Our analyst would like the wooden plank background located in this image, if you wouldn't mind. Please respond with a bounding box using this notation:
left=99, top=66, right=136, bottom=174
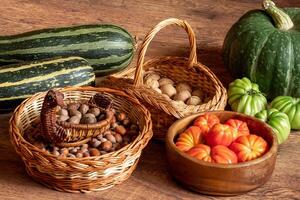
left=0, top=0, right=299, bottom=199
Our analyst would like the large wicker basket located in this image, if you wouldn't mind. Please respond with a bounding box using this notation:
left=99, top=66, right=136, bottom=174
left=9, top=86, right=152, bottom=193
left=103, top=18, right=227, bottom=140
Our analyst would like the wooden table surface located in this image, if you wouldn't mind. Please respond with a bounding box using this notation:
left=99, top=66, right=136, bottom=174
left=0, top=0, right=299, bottom=199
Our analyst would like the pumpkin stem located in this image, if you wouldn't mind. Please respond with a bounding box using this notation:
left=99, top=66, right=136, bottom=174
left=263, top=0, right=294, bottom=31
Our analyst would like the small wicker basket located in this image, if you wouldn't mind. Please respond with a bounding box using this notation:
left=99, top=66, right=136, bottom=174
left=40, top=90, right=115, bottom=146
left=103, top=18, right=227, bottom=139
left=9, top=86, right=152, bottom=193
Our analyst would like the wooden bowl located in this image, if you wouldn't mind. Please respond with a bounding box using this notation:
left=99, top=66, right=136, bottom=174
left=166, top=111, right=278, bottom=196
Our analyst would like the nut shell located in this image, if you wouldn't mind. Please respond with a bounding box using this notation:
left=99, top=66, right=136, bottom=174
left=88, top=107, right=101, bottom=117
left=69, top=109, right=82, bottom=118
left=160, top=84, right=177, bottom=98
left=145, top=78, right=159, bottom=89
left=79, top=104, right=89, bottom=114
left=176, top=82, right=192, bottom=93
left=68, top=116, right=81, bottom=124
left=173, top=90, right=191, bottom=102
left=159, top=78, right=174, bottom=86
left=186, top=96, right=202, bottom=105
left=145, top=73, right=160, bottom=81
left=80, top=114, right=97, bottom=124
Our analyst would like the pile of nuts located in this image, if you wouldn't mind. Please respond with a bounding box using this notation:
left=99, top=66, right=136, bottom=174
left=56, top=102, right=106, bottom=124
left=27, top=108, right=139, bottom=158
left=144, top=72, right=207, bottom=105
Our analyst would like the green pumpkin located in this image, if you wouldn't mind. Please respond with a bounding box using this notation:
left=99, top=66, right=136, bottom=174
left=255, top=108, right=291, bottom=144
left=228, top=77, right=267, bottom=116
left=271, top=96, right=300, bottom=130
left=223, top=0, right=300, bottom=99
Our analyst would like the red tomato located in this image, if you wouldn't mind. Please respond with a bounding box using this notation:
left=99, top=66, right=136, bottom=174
left=205, top=124, right=234, bottom=147
left=229, top=134, right=268, bottom=162
left=225, top=119, right=250, bottom=140
left=193, top=113, right=220, bottom=136
left=186, top=144, right=213, bottom=162
left=175, top=126, right=203, bottom=151
left=211, top=145, right=238, bottom=164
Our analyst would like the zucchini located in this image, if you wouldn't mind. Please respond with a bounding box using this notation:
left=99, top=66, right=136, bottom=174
left=0, top=24, right=135, bottom=75
left=0, top=57, right=95, bottom=111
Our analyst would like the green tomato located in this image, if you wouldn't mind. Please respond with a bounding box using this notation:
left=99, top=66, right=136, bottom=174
left=255, top=108, right=291, bottom=144
left=228, top=77, right=267, bottom=116
left=271, top=96, right=300, bottom=130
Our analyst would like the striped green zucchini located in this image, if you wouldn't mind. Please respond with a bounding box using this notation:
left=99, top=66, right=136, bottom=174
left=0, top=24, right=135, bottom=75
left=0, top=57, right=95, bottom=110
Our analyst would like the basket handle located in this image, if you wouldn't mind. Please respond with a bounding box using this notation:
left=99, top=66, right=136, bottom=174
left=133, top=18, right=198, bottom=86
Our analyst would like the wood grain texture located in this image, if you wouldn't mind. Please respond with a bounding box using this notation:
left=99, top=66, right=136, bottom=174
left=0, top=0, right=299, bottom=199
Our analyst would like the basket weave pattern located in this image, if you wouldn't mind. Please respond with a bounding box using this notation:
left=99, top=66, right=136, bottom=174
left=103, top=18, right=227, bottom=139
left=9, top=87, right=152, bottom=193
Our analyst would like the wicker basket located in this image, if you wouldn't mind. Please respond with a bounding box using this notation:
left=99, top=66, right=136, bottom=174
left=9, top=86, right=152, bottom=193
left=40, top=90, right=115, bottom=145
left=103, top=18, right=227, bottom=140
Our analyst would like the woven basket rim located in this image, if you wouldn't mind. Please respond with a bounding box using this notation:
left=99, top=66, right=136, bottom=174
left=9, top=86, right=153, bottom=169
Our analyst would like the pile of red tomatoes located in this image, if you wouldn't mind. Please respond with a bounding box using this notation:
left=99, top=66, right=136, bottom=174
left=175, top=113, right=269, bottom=164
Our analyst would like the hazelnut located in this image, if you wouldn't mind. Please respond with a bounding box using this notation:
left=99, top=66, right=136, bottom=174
left=160, top=84, right=176, bottom=98
left=81, top=144, right=89, bottom=150
left=58, top=108, right=68, bottom=116
left=101, top=141, right=112, bottom=151
left=159, top=78, right=174, bottom=87
left=105, top=134, right=116, bottom=143
left=173, top=90, right=191, bottom=102
left=52, top=146, right=59, bottom=152
left=115, top=133, right=123, bottom=143
left=52, top=150, right=60, bottom=157
left=58, top=115, right=69, bottom=122
left=96, top=134, right=103, bottom=140
left=111, top=122, right=118, bottom=129
left=78, top=104, right=89, bottom=114
left=192, top=89, right=203, bottom=98
left=115, top=125, right=126, bottom=135
left=60, top=148, right=69, bottom=155
left=67, top=103, right=80, bottom=110
left=76, top=152, right=83, bottom=158
left=68, top=116, right=81, bottom=124
left=186, top=96, right=202, bottom=105
left=103, top=130, right=112, bottom=136
left=67, top=154, right=76, bottom=158
left=176, top=82, right=192, bottom=93
left=81, top=114, right=97, bottom=124
left=69, top=148, right=78, bottom=154
left=90, top=138, right=101, bottom=148
left=83, top=152, right=90, bottom=157
left=88, top=107, right=101, bottom=117
left=123, top=118, right=130, bottom=126
left=117, top=112, right=127, bottom=121
left=77, top=149, right=87, bottom=154
left=100, top=138, right=107, bottom=143
left=89, top=148, right=101, bottom=156
left=69, top=109, right=82, bottom=118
